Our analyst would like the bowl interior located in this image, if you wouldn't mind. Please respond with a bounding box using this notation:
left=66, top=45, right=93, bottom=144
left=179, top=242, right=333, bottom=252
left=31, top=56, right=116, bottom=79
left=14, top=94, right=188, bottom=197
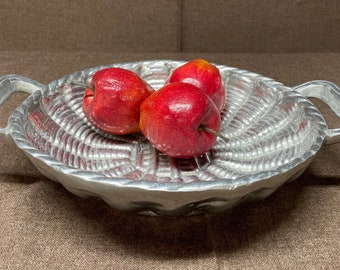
left=18, top=61, right=325, bottom=185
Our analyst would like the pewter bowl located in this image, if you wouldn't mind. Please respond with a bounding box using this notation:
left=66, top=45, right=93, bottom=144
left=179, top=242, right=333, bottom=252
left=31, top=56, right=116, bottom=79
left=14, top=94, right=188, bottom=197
left=1, top=60, right=339, bottom=216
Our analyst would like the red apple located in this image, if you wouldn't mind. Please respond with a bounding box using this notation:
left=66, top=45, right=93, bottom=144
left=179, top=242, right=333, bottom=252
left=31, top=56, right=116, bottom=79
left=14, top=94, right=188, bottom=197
left=140, top=82, right=221, bottom=158
left=82, top=67, right=154, bottom=135
left=168, top=59, right=226, bottom=111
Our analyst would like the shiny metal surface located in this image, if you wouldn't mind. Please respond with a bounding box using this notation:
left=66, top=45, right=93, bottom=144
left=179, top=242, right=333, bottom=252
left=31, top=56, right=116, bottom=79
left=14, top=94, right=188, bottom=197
left=0, top=60, right=339, bottom=215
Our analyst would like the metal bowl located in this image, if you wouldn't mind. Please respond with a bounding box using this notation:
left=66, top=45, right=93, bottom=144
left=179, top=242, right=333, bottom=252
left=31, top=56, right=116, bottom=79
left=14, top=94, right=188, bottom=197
left=1, top=60, right=339, bottom=216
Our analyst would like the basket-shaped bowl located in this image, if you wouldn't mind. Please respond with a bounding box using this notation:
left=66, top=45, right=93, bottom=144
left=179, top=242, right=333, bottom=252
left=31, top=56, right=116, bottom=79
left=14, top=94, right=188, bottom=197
left=1, top=60, right=339, bottom=215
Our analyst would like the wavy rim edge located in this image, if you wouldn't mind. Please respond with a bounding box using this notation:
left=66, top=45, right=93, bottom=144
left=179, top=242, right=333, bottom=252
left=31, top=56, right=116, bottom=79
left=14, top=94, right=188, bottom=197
left=8, top=60, right=328, bottom=193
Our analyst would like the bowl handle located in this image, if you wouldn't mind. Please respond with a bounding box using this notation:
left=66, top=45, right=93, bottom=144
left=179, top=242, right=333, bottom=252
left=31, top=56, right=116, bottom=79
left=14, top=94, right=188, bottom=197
left=293, top=80, right=340, bottom=145
left=0, top=75, right=45, bottom=143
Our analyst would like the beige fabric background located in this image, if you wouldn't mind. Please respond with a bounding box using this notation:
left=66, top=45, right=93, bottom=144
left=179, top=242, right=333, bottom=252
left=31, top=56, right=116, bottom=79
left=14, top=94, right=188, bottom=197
left=0, top=1, right=339, bottom=269
left=1, top=0, right=339, bottom=53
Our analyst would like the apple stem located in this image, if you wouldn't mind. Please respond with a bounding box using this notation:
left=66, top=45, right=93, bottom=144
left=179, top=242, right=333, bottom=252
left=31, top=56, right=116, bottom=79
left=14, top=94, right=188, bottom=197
left=201, top=126, right=229, bottom=143
left=70, top=81, right=94, bottom=91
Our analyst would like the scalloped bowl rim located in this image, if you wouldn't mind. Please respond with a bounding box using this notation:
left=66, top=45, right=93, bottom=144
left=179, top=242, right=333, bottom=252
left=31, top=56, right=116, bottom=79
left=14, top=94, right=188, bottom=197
left=8, top=60, right=327, bottom=193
